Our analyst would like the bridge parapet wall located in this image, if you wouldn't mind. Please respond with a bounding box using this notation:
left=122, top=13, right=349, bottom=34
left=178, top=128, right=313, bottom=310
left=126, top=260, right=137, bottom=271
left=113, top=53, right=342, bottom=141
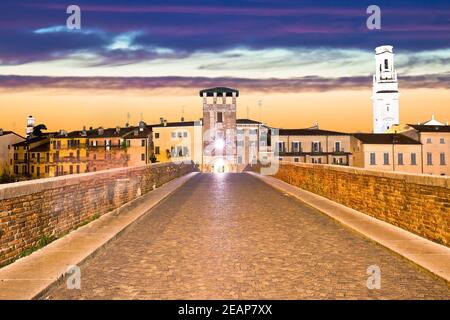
left=274, top=163, right=450, bottom=246
left=0, top=162, right=195, bottom=266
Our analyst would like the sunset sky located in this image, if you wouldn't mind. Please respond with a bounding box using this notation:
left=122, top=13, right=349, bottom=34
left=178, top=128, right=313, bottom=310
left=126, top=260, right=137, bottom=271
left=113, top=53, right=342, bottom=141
left=0, top=0, right=449, bottom=134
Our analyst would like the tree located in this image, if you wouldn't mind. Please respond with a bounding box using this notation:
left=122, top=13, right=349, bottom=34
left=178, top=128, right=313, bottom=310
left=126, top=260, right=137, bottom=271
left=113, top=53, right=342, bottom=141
left=0, top=170, right=14, bottom=184
left=31, top=124, right=47, bottom=137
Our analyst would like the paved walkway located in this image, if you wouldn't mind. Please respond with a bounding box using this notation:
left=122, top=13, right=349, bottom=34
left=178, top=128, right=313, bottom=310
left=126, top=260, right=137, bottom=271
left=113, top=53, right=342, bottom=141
left=44, top=173, right=450, bottom=299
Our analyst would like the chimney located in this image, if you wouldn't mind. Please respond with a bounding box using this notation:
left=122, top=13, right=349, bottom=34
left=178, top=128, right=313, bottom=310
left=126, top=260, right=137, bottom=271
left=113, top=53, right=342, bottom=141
left=138, top=121, right=145, bottom=132
left=81, top=126, right=87, bottom=136
left=181, top=117, right=185, bottom=122
left=115, top=126, right=121, bottom=134
left=163, top=119, right=167, bottom=127
left=160, top=117, right=164, bottom=125
left=98, top=127, right=104, bottom=135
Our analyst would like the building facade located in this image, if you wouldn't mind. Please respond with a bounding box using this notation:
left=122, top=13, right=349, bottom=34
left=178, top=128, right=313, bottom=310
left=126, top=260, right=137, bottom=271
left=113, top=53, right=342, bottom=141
left=276, top=128, right=353, bottom=165
left=0, top=130, right=25, bottom=177
left=352, top=133, right=423, bottom=174
left=372, top=45, right=400, bottom=133
left=400, top=124, right=449, bottom=176
left=11, top=135, right=52, bottom=179
left=151, top=120, right=202, bottom=166
left=387, top=115, right=450, bottom=176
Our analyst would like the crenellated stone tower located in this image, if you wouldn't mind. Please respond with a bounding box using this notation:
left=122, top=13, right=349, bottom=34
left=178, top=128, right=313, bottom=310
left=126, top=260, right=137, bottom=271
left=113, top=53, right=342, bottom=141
left=200, top=87, right=238, bottom=172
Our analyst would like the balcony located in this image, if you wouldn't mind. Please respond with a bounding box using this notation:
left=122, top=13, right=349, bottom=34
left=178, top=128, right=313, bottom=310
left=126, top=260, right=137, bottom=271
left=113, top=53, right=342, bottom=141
left=52, top=143, right=89, bottom=150
left=53, top=156, right=87, bottom=163
left=88, top=144, right=125, bottom=150
left=311, top=148, right=324, bottom=154
left=332, top=148, right=346, bottom=154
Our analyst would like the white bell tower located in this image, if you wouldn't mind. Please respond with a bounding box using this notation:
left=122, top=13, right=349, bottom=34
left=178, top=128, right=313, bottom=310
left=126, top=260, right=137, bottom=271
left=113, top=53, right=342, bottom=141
left=372, top=45, right=399, bottom=133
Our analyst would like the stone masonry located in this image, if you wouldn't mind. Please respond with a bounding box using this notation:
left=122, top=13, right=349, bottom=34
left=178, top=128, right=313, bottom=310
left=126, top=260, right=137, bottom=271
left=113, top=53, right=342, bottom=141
left=273, top=163, right=450, bottom=246
left=0, top=162, right=195, bottom=266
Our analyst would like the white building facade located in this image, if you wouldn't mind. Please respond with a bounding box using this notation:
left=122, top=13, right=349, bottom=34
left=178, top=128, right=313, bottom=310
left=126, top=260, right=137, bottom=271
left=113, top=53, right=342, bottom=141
left=372, top=45, right=400, bottom=133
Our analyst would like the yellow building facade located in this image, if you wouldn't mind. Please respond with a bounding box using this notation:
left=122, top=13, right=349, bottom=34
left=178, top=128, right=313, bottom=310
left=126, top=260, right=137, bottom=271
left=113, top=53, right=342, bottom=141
left=0, top=130, right=25, bottom=177
left=151, top=121, right=202, bottom=166
left=49, top=131, right=89, bottom=176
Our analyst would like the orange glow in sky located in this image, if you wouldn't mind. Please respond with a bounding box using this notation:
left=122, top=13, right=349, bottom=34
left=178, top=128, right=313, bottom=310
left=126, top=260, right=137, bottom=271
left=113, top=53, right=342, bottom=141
left=0, top=88, right=448, bottom=135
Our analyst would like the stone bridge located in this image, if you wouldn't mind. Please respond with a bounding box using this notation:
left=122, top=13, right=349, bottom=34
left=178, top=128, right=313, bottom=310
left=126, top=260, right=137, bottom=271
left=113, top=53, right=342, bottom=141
left=0, top=162, right=449, bottom=299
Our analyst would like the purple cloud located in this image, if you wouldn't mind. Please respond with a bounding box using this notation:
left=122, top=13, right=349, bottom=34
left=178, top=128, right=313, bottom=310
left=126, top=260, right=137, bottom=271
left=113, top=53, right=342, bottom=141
left=0, top=74, right=448, bottom=93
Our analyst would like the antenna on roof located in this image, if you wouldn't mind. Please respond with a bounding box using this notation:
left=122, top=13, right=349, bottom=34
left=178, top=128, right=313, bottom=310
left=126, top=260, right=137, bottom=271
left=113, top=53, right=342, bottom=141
left=126, top=112, right=130, bottom=128
left=258, top=100, right=262, bottom=123
left=181, top=105, right=185, bottom=122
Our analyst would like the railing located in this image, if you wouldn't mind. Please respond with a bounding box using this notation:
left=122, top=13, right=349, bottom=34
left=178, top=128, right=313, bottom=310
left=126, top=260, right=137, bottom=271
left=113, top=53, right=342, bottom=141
left=53, top=156, right=88, bottom=163
left=332, top=148, right=345, bottom=154
left=52, top=144, right=126, bottom=150
left=289, top=148, right=303, bottom=154
left=88, top=144, right=125, bottom=149
left=52, top=143, right=88, bottom=150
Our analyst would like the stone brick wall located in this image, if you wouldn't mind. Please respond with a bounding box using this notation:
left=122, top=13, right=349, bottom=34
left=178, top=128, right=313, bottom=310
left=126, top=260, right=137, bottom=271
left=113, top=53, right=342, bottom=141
left=0, top=162, right=195, bottom=266
left=273, top=163, right=450, bottom=246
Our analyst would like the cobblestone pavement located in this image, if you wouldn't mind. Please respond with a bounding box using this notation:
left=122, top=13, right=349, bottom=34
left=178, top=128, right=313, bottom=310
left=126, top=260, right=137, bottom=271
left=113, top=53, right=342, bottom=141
left=45, top=173, right=450, bottom=300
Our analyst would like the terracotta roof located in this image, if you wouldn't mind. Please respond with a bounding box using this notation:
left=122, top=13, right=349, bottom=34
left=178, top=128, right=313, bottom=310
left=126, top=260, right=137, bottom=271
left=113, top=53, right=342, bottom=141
left=53, top=127, right=136, bottom=139
left=123, top=127, right=152, bottom=139
left=353, top=133, right=421, bottom=145
left=13, top=136, right=49, bottom=147
left=236, top=119, right=261, bottom=125
left=278, top=128, right=349, bottom=136
left=407, top=124, right=450, bottom=133
left=151, top=121, right=200, bottom=128
left=29, top=142, right=51, bottom=152
left=0, top=131, right=25, bottom=139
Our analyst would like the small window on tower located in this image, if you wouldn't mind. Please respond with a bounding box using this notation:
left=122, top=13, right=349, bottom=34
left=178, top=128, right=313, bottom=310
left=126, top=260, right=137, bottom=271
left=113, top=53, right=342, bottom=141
left=217, top=112, right=223, bottom=123
left=384, top=59, right=388, bottom=69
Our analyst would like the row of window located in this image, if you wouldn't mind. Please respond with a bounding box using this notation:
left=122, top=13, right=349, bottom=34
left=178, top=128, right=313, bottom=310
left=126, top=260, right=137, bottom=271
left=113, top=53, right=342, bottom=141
left=369, top=152, right=446, bottom=166
left=426, top=138, right=446, bottom=144
left=13, top=165, right=82, bottom=176
left=170, top=146, right=189, bottom=157
left=237, top=141, right=260, bottom=147
left=170, top=132, right=189, bottom=139
left=153, top=145, right=190, bottom=157
left=277, top=141, right=342, bottom=153
left=236, top=129, right=258, bottom=135
left=51, top=139, right=147, bottom=149
left=277, top=157, right=345, bottom=164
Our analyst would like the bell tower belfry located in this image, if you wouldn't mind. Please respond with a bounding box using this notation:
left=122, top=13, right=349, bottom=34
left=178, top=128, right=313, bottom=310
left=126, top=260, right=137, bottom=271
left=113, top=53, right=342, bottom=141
left=200, top=87, right=238, bottom=172
left=372, top=45, right=400, bottom=133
